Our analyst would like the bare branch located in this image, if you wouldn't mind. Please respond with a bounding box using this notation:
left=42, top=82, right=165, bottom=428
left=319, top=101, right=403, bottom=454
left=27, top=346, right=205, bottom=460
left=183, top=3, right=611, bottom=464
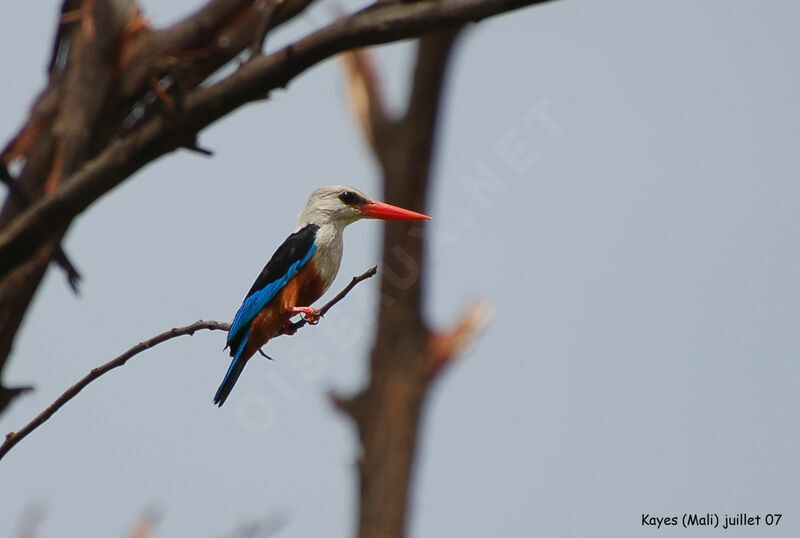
left=0, top=0, right=557, bottom=278
left=428, top=301, right=493, bottom=376
left=0, top=266, right=376, bottom=461
left=118, top=0, right=316, bottom=100
left=332, top=29, right=493, bottom=538
left=248, top=0, right=284, bottom=60
left=0, top=164, right=81, bottom=292
left=340, top=48, right=392, bottom=158
left=0, top=320, right=228, bottom=461
left=0, top=0, right=322, bottom=414
left=284, top=264, right=377, bottom=333
left=0, top=0, right=143, bottom=413
left=182, top=140, right=215, bottom=156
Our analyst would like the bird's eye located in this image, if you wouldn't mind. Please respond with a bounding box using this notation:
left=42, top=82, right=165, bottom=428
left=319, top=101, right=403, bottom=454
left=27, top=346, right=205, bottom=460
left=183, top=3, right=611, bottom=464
left=338, top=191, right=359, bottom=205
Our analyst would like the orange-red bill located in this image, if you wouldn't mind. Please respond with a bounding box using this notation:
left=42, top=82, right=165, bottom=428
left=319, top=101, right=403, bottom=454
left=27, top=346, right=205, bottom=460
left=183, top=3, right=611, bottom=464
left=360, top=200, right=431, bottom=221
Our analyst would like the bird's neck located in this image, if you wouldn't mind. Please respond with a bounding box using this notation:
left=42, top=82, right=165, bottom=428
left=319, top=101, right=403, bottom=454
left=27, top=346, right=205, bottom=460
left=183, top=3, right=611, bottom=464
left=296, top=209, right=343, bottom=230
left=308, top=222, right=344, bottom=294
left=310, top=221, right=343, bottom=247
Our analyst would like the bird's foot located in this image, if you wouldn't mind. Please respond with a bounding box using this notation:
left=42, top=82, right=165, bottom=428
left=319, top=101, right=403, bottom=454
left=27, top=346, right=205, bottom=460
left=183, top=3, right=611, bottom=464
left=289, top=306, right=322, bottom=325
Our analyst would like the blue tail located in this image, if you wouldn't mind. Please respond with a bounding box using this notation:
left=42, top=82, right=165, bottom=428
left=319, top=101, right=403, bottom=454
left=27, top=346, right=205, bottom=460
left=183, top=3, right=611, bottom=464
left=214, top=333, right=249, bottom=407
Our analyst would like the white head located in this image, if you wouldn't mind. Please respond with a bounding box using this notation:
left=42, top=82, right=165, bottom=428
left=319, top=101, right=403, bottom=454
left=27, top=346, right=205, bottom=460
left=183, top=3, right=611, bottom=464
left=297, top=185, right=430, bottom=229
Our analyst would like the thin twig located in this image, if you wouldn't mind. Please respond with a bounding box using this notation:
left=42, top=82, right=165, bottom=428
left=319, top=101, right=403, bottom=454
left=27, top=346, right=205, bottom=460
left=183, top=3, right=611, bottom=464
left=0, top=320, right=228, bottom=460
left=0, top=266, right=377, bottom=461
left=182, top=141, right=214, bottom=156
left=284, top=265, right=377, bottom=333
left=249, top=0, right=284, bottom=60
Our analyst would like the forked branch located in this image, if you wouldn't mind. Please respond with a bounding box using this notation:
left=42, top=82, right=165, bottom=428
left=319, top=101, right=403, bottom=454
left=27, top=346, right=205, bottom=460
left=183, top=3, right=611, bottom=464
left=0, top=0, right=558, bottom=279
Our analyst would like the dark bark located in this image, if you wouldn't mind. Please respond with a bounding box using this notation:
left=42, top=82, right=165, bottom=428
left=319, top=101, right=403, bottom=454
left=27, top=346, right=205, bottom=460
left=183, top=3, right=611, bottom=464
left=0, top=0, right=321, bottom=413
left=0, top=0, right=555, bottom=413
left=0, top=2, right=546, bottom=535
left=335, top=30, right=494, bottom=538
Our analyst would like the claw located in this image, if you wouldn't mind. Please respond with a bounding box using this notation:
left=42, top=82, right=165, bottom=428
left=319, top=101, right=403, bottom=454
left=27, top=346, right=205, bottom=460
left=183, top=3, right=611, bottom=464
left=289, top=306, right=321, bottom=324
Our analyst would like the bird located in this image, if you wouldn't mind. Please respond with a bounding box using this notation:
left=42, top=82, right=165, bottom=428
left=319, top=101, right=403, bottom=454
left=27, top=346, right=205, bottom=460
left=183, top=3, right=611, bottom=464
left=214, top=185, right=431, bottom=406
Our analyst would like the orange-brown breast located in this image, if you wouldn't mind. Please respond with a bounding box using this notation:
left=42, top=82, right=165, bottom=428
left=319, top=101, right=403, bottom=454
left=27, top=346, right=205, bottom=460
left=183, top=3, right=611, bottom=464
left=282, top=260, right=327, bottom=311
left=240, top=261, right=326, bottom=360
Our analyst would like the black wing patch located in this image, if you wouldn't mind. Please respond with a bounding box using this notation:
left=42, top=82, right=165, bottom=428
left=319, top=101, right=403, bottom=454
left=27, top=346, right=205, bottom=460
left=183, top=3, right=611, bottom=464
left=226, top=223, right=319, bottom=354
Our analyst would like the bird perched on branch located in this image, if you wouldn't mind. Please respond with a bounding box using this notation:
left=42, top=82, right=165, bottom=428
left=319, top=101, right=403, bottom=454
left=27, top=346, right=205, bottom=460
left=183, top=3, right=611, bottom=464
left=214, top=185, right=431, bottom=406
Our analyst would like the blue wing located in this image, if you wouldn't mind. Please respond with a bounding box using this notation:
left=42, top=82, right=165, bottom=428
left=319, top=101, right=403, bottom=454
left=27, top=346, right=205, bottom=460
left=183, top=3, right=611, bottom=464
left=215, top=224, right=319, bottom=406
left=226, top=224, right=319, bottom=353
left=227, top=243, right=316, bottom=346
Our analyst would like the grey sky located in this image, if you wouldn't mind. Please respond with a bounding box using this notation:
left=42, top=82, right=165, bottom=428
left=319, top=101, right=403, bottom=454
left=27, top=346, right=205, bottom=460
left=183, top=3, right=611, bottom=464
left=1, top=1, right=798, bottom=536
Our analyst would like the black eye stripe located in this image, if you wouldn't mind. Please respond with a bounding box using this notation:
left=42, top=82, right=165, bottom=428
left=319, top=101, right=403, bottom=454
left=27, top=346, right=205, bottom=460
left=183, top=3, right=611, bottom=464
left=338, top=191, right=362, bottom=205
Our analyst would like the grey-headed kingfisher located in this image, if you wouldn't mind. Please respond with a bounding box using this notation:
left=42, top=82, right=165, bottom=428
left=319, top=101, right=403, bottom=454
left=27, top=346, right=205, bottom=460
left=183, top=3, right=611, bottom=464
left=214, top=185, right=431, bottom=406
